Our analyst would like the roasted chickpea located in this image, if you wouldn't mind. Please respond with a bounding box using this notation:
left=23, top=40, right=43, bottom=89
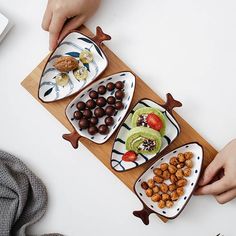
left=184, top=151, right=193, bottom=160
left=177, top=162, right=185, bottom=169
left=147, top=179, right=155, bottom=188
left=168, top=164, right=177, bottom=174
left=175, top=169, right=184, bottom=179
left=153, top=185, right=160, bottom=193
left=183, top=167, right=192, bottom=177
left=145, top=188, right=153, bottom=197
left=166, top=200, right=174, bottom=208
left=169, top=157, right=178, bottom=166
left=153, top=167, right=162, bottom=177
left=168, top=184, right=177, bottom=192
left=177, top=153, right=185, bottom=163
left=162, top=170, right=170, bottom=180
left=185, top=159, right=193, bottom=168
left=160, top=163, right=168, bottom=171
left=176, top=178, right=188, bottom=187
left=153, top=175, right=164, bottom=184
left=141, top=181, right=149, bottom=190
left=171, top=191, right=179, bottom=201
left=162, top=193, right=170, bottom=201
left=176, top=187, right=184, bottom=196
left=170, top=174, right=178, bottom=184
left=158, top=200, right=166, bottom=209
left=151, top=193, right=161, bottom=202
left=160, top=183, right=168, bottom=193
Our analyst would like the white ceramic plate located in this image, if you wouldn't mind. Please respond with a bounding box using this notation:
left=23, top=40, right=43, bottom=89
left=111, top=99, right=181, bottom=172
left=0, top=13, right=8, bottom=36
left=133, top=142, right=203, bottom=222
left=38, top=30, right=109, bottom=102
left=65, top=72, right=136, bottom=144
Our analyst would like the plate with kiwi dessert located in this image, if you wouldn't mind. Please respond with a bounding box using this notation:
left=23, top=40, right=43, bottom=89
left=63, top=71, right=136, bottom=148
left=38, top=26, right=111, bottom=103
left=110, top=94, right=182, bottom=172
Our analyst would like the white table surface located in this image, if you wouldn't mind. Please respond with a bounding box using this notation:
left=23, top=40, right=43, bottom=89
left=0, top=0, right=235, bottom=235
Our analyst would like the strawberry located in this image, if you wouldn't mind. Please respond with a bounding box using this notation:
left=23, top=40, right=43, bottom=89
left=146, top=113, right=163, bottom=131
left=122, top=151, right=137, bottom=162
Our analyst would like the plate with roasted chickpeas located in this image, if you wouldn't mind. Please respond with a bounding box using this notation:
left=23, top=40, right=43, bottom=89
left=133, top=142, right=203, bottom=224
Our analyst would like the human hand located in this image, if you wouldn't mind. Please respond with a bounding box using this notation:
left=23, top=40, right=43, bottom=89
left=42, top=0, right=101, bottom=51
left=195, top=139, right=236, bottom=204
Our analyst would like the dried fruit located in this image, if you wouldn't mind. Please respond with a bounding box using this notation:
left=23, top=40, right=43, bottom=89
left=151, top=193, right=161, bottom=202
left=146, top=188, right=153, bottom=197
left=147, top=179, right=155, bottom=188
left=141, top=182, right=149, bottom=190
left=153, top=168, right=162, bottom=177
left=53, top=56, right=79, bottom=72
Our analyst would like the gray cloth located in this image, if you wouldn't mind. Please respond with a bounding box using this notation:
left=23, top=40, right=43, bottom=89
left=0, top=150, right=61, bottom=236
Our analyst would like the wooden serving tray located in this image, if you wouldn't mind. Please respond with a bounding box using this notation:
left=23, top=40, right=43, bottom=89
left=21, top=26, right=217, bottom=223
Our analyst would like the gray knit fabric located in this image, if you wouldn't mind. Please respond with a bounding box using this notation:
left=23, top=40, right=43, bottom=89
left=0, top=150, right=61, bottom=236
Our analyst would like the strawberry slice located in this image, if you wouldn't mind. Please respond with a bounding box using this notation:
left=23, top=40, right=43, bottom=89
left=146, top=113, right=163, bottom=131
left=122, top=151, right=137, bottom=162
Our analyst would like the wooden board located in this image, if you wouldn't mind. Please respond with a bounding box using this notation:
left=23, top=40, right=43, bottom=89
left=21, top=26, right=217, bottom=223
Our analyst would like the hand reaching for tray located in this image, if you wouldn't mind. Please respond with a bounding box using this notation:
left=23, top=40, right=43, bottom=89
left=195, top=139, right=236, bottom=204
left=42, top=0, right=101, bottom=51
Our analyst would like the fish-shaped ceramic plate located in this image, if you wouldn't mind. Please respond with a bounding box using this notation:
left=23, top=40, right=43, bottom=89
left=133, top=142, right=204, bottom=224
left=38, top=26, right=111, bottom=103
left=110, top=94, right=182, bottom=172
left=63, top=71, right=136, bottom=148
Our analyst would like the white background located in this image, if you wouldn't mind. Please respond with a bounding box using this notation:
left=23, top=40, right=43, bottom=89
left=0, top=0, right=235, bottom=235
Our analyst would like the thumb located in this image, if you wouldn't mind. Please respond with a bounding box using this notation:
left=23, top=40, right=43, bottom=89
left=198, top=152, right=223, bottom=186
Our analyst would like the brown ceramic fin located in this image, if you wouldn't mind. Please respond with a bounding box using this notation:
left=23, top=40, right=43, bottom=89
left=162, top=93, right=182, bottom=115
left=133, top=205, right=153, bottom=225
left=62, top=130, right=81, bottom=149
left=92, top=26, right=111, bottom=46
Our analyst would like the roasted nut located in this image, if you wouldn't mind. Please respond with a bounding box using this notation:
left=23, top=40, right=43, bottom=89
left=153, top=168, right=163, bottom=177
left=183, top=168, right=192, bottom=177
left=166, top=200, right=174, bottom=208
left=168, top=164, right=177, bottom=174
left=141, top=181, right=149, bottom=190
left=169, top=157, right=178, bottom=166
left=147, top=179, right=155, bottom=188
left=171, top=191, right=179, bottom=201
left=177, top=162, right=185, bottom=169
left=153, top=175, right=164, bottom=184
left=160, top=183, right=168, bottom=193
left=176, top=187, right=185, bottom=196
left=158, top=200, right=166, bottom=209
left=185, top=159, right=193, bottom=168
left=53, top=56, right=79, bottom=72
left=153, top=186, right=160, bottom=193
left=175, top=169, right=184, bottom=179
left=177, top=153, right=185, bottom=163
left=146, top=188, right=153, bottom=197
left=162, top=170, right=170, bottom=180
left=160, top=163, right=168, bottom=171
left=184, top=151, right=193, bottom=160
left=176, top=178, right=188, bottom=187
left=151, top=193, right=161, bottom=202
left=162, top=193, right=170, bottom=201
left=168, top=184, right=177, bottom=192
left=170, top=174, right=178, bottom=184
